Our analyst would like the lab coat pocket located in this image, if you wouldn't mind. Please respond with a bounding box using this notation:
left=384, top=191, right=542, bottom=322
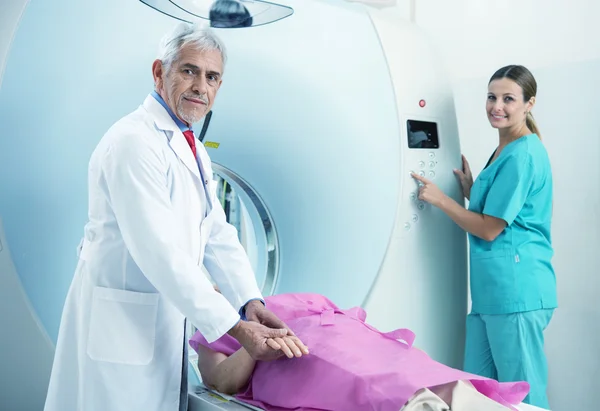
left=470, top=248, right=516, bottom=304
left=87, top=286, right=160, bottom=365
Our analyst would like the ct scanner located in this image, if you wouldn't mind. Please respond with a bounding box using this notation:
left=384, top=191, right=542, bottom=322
left=0, top=0, right=546, bottom=410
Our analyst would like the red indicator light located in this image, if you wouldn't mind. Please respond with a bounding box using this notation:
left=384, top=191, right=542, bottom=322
left=419, top=99, right=426, bottom=108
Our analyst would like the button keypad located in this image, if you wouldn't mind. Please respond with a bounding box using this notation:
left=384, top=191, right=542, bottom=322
left=405, top=152, right=439, bottom=230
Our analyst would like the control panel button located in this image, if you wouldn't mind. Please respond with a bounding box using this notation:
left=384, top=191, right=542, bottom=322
left=429, top=152, right=435, bottom=159
left=418, top=170, right=425, bottom=177
left=409, top=192, right=417, bottom=201
left=417, top=201, right=425, bottom=210
left=411, top=214, right=419, bottom=223
left=418, top=161, right=425, bottom=168
left=428, top=171, right=435, bottom=178
left=429, top=161, right=435, bottom=168
left=404, top=222, right=411, bottom=231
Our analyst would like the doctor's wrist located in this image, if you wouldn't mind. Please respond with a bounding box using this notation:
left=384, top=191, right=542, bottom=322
left=244, top=300, right=263, bottom=312
left=240, top=298, right=265, bottom=320
left=227, top=319, right=245, bottom=340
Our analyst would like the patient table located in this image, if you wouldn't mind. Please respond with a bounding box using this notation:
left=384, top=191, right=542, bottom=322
left=187, top=383, right=550, bottom=411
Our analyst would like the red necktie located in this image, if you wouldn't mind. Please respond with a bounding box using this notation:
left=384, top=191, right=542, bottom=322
left=183, top=129, right=197, bottom=158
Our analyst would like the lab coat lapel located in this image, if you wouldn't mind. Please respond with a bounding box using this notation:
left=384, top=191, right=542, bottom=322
left=170, top=131, right=202, bottom=181
left=143, top=95, right=201, bottom=182
left=196, top=143, right=214, bottom=213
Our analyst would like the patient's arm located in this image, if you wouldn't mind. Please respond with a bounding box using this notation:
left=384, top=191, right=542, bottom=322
left=196, top=344, right=257, bottom=395
left=197, top=334, right=308, bottom=395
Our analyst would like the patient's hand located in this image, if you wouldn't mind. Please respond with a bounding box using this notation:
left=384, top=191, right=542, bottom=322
left=228, top=320, right=289, bottom=361
left=244, top=301, right=309, bottom=357
left=267, top=335, right=309, bottom=359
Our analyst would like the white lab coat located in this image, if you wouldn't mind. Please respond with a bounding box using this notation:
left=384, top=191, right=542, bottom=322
left=44, top=95, right=263, bottom=411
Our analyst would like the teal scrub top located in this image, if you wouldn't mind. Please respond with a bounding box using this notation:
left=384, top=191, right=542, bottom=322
left=468, top=134, right=557, bottom=315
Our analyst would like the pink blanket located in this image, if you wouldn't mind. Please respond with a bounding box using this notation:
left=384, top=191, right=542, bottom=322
left=190, top=293, right=529, bottom=411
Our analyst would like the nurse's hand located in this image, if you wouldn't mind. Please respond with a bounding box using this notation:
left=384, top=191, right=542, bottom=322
left=411, top=173, right=448, bottom=208
left=453, top=155, right=473, bottom=200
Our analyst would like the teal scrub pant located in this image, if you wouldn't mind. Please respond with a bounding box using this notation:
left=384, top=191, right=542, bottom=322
left=463, top=309, right=554, bottom=409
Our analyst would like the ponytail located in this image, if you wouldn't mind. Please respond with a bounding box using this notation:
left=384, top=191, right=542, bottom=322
left=526, top=112, right=541, bottom=140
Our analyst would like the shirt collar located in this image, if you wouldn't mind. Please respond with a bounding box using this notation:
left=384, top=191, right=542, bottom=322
left=151, top=90, right=192, bottom=133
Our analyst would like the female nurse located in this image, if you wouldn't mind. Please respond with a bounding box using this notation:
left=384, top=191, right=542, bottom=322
left=411, top=65, right=557, bottom=409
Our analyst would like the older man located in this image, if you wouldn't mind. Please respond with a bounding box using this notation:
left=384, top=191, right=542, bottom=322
left=44, top=22, right=306, bottom=411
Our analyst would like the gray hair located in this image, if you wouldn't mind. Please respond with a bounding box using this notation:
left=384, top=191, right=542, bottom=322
left=157, top=22, right=227, bottom=72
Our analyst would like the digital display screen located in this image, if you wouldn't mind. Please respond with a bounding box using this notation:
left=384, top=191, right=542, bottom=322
left=407, top=120, right=439, bottom=149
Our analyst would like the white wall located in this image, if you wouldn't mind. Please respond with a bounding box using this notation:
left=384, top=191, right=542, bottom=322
left=402, top=1, right=600, bottom=410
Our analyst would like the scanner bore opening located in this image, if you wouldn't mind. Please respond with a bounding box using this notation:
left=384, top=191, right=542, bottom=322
left=202, top=163, right=279, bottom=297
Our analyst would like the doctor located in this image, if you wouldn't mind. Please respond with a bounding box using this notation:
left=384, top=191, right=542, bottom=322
left=44, top=22, right=306, bottom=411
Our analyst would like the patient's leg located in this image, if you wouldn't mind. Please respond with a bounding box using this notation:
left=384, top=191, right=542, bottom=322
left=430, top=380, right=510, bottom=410
left=400, top=380, right=512, bottom=410
left=400, top=387, right=449, bottom=411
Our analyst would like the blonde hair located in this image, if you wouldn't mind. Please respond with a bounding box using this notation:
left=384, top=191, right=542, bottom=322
left=526, top=112, right=540, bottom=139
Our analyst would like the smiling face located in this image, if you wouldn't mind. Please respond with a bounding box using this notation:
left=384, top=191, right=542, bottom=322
left=152, top=44, right=223, bottom=125
left=486, top=77, right=535, bottom=131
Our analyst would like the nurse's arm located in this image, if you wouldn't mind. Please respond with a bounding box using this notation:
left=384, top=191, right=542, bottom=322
left=437, top=198, right=506, bottom=241
left=412, top=173, right=506, bottom=241
left=196, top=344, right=256, bottom=395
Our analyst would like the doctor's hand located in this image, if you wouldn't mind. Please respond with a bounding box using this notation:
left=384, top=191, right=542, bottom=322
left=244, top=300, right=295, bottom=336
left=411, top=173, right=449, bottom=208
left=453, top=154, right=473, bottom=200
